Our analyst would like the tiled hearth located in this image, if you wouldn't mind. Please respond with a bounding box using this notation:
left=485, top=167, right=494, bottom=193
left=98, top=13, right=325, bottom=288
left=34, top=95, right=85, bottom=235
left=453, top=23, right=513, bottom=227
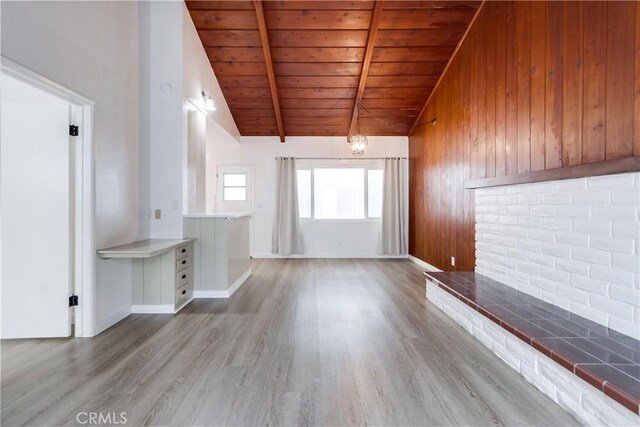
left=425, top=271, right=640, bottom=416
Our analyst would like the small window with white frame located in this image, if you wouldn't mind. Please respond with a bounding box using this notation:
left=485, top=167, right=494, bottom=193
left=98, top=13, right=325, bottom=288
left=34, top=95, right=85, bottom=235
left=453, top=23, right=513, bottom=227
left=222, top=173, right=247, bottom=201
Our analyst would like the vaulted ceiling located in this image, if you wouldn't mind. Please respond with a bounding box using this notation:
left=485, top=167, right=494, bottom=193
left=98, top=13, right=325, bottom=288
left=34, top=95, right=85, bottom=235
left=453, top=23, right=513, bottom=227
left=186, top=0, right=481, bottom=140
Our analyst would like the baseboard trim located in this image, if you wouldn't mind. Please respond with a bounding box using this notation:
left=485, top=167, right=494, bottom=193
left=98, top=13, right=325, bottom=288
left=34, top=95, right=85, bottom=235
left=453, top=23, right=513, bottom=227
left=408, top=255, right=441, bottom=272
left=228, top=268, right=251, bottom=297
left=131, top=304, right=175, bottom=314
left=95, top=306, right=132, bottom=335
left=193, top=269, right=251, bottom=299
left=253, top=252, right=409, bottom=259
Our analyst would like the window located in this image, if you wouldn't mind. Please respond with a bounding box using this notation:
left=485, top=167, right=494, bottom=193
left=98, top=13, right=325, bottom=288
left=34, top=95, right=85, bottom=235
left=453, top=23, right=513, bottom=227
left=222, top=173, right=246, bottom=201
left=297, top=167, right=383, bottom=220
left=367, top=169, right=383, bottom=218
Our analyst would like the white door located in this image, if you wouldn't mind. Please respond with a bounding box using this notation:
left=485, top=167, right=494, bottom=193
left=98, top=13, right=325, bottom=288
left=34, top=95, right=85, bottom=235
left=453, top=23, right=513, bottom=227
left=1, top=74, right=72, bottom=338
left=216, top=165, right=255, bottom=255
left=216, top=165, right=254, bottom=214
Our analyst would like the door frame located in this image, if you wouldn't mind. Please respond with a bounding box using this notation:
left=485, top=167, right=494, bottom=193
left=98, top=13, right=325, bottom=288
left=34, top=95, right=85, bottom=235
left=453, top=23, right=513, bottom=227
left=1, top=56, right=96, bottom=337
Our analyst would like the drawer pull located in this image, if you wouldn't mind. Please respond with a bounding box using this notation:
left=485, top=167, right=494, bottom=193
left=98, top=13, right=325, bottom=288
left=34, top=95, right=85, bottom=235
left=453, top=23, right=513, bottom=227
left=181, top=274, right=187, bottom=279
left=181, top=249, right=186, bottom=253
left=181, top=290, right=186, bottom=295
left=181, top=260, right=186, bottom=265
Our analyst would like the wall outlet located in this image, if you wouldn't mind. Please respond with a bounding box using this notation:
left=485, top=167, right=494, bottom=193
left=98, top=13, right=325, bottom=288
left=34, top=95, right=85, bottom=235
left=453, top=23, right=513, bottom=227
left=154, top=209, right=162, bottom=220
left=451, top=256, right=456, bottom=267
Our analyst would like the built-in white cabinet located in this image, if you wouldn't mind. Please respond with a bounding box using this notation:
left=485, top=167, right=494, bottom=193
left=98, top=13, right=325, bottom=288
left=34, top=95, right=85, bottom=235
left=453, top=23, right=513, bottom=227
left=98, top=239, right=195, bottom=313
left=184, top=214, right=251, bottom=298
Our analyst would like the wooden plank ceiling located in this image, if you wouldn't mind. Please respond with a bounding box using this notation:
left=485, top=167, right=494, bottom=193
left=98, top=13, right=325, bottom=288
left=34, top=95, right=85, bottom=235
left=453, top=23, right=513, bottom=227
left=186, top=0, right=480, bottom=139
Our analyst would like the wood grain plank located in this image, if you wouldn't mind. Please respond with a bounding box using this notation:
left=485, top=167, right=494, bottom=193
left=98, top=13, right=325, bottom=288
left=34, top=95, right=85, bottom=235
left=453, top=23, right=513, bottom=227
left=376, top=29, right=465, bottom=47
left=274, top=62, right=361, bottom=76
left=477, top=7, right=487, bottom=179
left=280, top=98, right=355, bottom=109
left=263, top=1, right=375, bottom=10
left=379, top=9, right=477, bottom=30
left=205, top=47, right=264, bottom=62
left=268, top=30, right=368, bottom=47
left=281, top=108, right=352, bottom=118
left=495, top=1, right=506, bottom=177
left=278, top=88, right=357, bottom=99
left=360, top=98, right=425, bottom=109
left=562, top=1, right=583, bottom=166
left=211, top=62, right=266, bottom=75
left=363, top=87, right=432, bottom=99
left=218, top=75, right=269, bottom=88
left=382, top=1, right=480, bottom=10
left=229, top=108, right=275, bottom=118
left=284, top=125, right=350, bottom=134
left=233, top=117, right=278, bottom=126
left=544, top=1, right=563, bottom=169
left=485, top=1, right=497, bottom=178
left=265, top=10, right=373, bottom=30
left=529, top=1, right=546, bottom=172
left=582, top=1, right=607, bottom=164
left=276, top=76, right=359, bottom=88
left=368, top=61, right=447, bottom=76
left=271, top=47, right=364, bottom=62
left=283, top=117, right=351, bottom=126
left=504, top=1, right=518, bottom=176
left=255, top=0, right=284, bottom=142
left=636, top=3, right=640, bottom=156
left=360, top=108, right=421, bottom=118
left=227, top=98, right=276, bottom=109
left=372, top=46, right=454, bottom=62
left=197, top=30, right=261, bottom=47
left=366, top=75, right=439, bottom=88
left=189, top=10, right=258, bottom=30
left=221, top=87, right=272, bottom=99
left=606, top=1, right=636, bottom=160
left=516, top=1, right=531, bottom=174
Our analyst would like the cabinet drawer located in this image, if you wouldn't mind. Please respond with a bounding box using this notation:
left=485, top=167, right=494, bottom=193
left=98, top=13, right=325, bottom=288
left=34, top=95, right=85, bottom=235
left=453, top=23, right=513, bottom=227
left=176, top=256, right=191, bottom=272
left=176, top=245, right=191, bottom=260
left=176, top=268, right=191, bottom=288
left=176, top=283, right=193, bottom=307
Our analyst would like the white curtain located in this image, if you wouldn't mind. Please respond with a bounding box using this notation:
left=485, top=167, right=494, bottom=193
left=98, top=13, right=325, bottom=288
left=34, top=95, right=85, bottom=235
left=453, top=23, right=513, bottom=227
left=272, top=157, right=304, bottom=255
left=377, top=157, right=407, bottom=255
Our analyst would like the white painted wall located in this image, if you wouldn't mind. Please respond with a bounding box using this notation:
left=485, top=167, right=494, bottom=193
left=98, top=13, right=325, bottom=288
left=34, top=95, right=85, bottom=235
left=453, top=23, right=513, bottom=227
left=211, top=136, right=408, bottom=257
left=475, top=173, right=640, bottom=338
left=1, top=0, right=143, bottom=333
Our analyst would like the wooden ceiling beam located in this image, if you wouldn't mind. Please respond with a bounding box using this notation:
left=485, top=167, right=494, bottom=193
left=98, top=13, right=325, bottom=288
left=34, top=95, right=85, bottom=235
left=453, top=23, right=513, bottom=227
left=348, top=0, right=383, bottom=137
left=254, top=0, right=285, bottom=142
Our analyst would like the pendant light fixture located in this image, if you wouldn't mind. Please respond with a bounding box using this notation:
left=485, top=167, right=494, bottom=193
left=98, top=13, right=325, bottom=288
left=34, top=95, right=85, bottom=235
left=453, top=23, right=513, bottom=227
left=348, top=105, right=368, bottom=156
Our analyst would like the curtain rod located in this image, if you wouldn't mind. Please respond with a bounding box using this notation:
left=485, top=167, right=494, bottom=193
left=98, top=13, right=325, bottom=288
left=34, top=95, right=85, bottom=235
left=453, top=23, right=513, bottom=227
left=275, top=156, right=407, bottom=160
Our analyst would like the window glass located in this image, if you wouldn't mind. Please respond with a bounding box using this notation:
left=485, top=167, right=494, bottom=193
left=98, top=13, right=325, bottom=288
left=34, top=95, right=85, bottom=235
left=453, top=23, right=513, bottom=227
left=223, top=187, right=246, bottom=201
left=223, top=173, right=246, bottom=187
left=367, top=169, right=383, bottom=218
left=313, top=168, right=365, bottom=219
left=297, top=170, right=312, bottom=218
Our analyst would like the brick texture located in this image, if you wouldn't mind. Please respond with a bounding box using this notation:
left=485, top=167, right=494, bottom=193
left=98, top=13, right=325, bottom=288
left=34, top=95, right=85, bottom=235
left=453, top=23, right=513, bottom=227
left=475, top=173, right=640, bottom=338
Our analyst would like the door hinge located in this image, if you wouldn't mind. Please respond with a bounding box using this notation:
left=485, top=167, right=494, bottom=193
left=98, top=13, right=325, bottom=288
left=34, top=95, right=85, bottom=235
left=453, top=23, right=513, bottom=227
left=69, top=125, right=79, bottom=137
left=69, top=294, right=79, bottom=307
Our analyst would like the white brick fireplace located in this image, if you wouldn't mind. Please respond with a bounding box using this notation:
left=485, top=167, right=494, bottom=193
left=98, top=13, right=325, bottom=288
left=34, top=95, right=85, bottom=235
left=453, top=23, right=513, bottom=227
left=475, top=172, right=640, bottom=339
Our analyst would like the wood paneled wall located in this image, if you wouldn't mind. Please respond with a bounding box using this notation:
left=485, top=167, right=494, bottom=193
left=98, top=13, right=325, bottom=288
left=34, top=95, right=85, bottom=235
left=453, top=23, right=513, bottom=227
left=409, top=1, right=640, bottom=271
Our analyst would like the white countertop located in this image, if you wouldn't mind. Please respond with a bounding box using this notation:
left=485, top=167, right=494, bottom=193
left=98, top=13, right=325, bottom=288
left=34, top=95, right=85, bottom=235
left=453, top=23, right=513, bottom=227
left=97, top=238, right=195, bottom=259
left=184, top=212, right=253, bottom=219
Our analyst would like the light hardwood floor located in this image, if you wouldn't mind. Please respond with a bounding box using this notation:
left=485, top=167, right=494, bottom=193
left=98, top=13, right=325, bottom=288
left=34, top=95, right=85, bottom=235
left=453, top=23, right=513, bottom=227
left=1, top=259, right=577, bottom=426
